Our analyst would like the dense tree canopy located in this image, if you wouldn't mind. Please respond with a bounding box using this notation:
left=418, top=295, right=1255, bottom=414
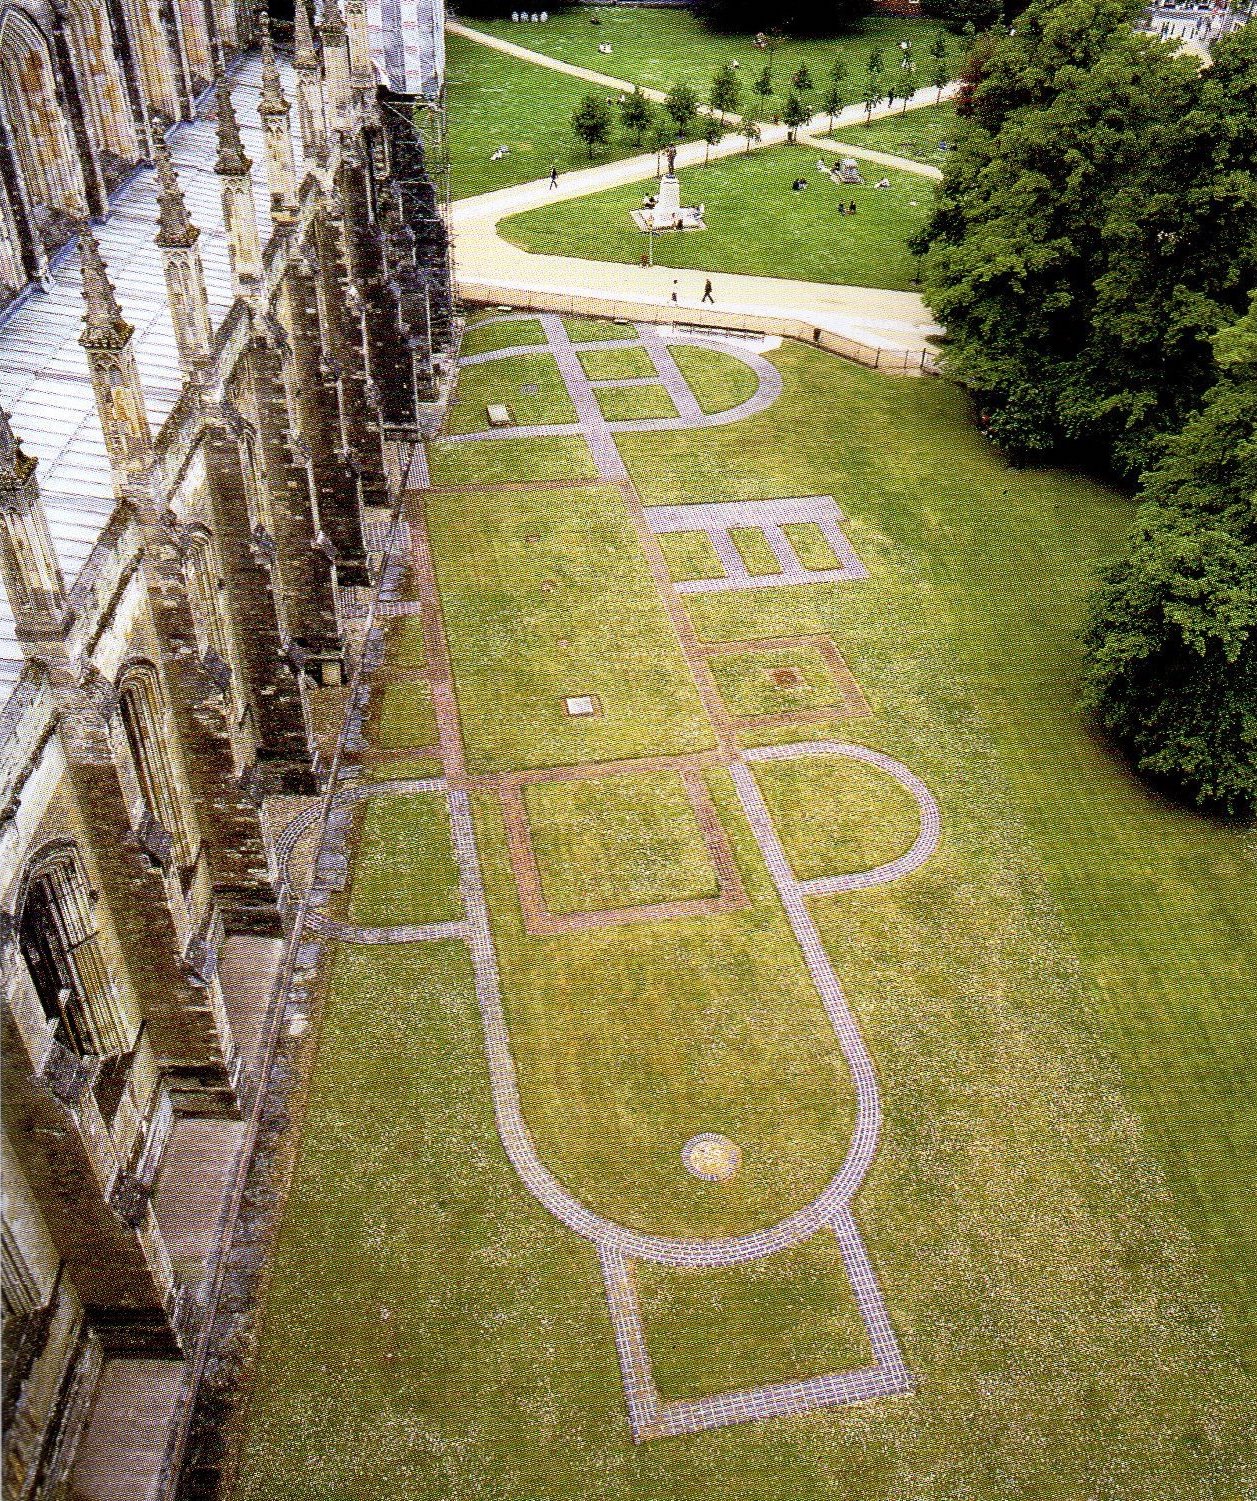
left=695, top=0, right=870, bottom=36
left=1082, top=300, right=1257, bottom=814
left=915, top=0, right=1257, bottom=479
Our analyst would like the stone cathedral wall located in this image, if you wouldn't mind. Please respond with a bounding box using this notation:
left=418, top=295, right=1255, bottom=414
left=0, top=3, right=454, bottom=1496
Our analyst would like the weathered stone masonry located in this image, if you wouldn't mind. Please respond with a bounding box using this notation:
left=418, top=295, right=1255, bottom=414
left=0, top=2, right=454, bottom=1495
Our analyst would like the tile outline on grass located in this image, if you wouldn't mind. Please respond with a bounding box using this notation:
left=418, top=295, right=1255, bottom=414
left=700, top=634, right=872, bottom=730
left=497, top=764, right=749, bottom=935
left=644, top=496, right=870, bottom=594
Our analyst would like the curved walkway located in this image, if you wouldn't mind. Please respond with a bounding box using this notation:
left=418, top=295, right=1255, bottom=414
left=446, top=314, right=783, bottom=446
left=450, top=23, right=954, bottom=362
left=287, top=326, right=943, bottom=1438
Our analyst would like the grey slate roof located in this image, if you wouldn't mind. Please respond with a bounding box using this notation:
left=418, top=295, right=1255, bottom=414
left=0, top=53, right=302, bottom=708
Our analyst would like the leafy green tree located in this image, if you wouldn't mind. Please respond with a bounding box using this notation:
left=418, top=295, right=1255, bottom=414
left=931, top=57, right=950, bottom=100
left=648, top=113, right=674, bottom=173
left=753, top=64, right=774, bottom=112
left=571, top=93, right=613, bottom=158
left=822, top=77, right=846, bottom=130
left=831, top=55, right=849, bottom=85
left=863, top=69, right=885, bottom=121
left=782, top=90, right=809, bottom=141
left=899, top=55, right=916, bottom=107
left=740, top=116, right=761, bottom=152
left=620, top=87, right=652, bottom=145
left=701, top=112, right=724, bottom=163
left=930, top=29, right=949, bottom=63
left=867, top=46, right=885, bottom=75
left=915, top=0, right=1257, bottom=478
left=1081, top=299, right=1257, bottom=814
left=709, top=63, right=742, bottom=121
left=792, top=63, right=814, bottom=97
left=665, top=80, right=699, bottom=135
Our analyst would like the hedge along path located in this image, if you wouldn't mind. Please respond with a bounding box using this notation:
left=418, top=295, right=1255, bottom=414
left=285, top=320, right=945, bottom=1442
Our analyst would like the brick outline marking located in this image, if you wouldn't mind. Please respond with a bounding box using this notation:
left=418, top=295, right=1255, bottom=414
left=498, top=765, right=748, bottom=936
left=699, top=634, right=871, bottom=730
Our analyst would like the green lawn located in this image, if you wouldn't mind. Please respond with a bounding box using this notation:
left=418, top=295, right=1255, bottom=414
left=828, top=98, right=958, bottom=164
left=499, top=144, right=931, bottom=292
left=425, top=483, right=715, bottom=772
left=460, top=316, right=546, bottom=356
left=578, top=343, right=658, bottom=381
left=440, top=29, right=658, bottom=199
left=426, top=432, right=597, bottom=486
left=708, top=643, right=846, bottom=718
left=383, top=616, right=425, bottom=670
left=564, top=316, right=638, bottom=342
left=657, top=527, right=726, bottom=582
left=347, top=794, right=462, bottom=928
left=636, top=1238, right=871, bottom=1402
left=752, top=754, right=922, bottom=878
left=370, top=679, right=438, bottom=750
left=730, top=524, right=783, bottom=576
left=782, top=520, right=842, bottom=570
left=473, top=771, right=859, bottom=1239
left=670, top=342, right=762, bottom=414
left=467, top=10, right=961, bottom=122
left=523, top=768, right=719, bottom=914
left=233, top=335, right=1257, bottom=1498
left=444, top=351, right=577, bottom=434
left=594, top=382, right=678, bottom=422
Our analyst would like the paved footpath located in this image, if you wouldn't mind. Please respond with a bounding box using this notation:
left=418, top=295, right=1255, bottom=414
left=450, top=23, right=955, bottom=360
left=283, top=323, right=946, bottom=1442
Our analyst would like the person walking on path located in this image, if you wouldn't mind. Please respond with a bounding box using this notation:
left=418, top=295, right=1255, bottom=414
left=702, top=277, right=714, bottom=304
left=549, top=164, right=559, bottom=189
left=671, top=279, right=679, bottom=304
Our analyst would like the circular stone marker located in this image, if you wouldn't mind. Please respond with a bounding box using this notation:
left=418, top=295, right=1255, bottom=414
left=682, top=1133, right=742, bottom=1183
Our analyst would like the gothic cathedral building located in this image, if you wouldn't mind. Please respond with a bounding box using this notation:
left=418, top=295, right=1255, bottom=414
left=0, top=1, right=453, bottom=1494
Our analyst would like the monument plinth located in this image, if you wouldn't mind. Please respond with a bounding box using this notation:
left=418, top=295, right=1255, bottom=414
left=631, top=170, right=706, bottom=233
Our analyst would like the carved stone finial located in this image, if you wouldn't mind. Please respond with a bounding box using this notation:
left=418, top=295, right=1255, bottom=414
left=0, top=408, right=37, bottom=495
left=154, top=138, right=199, bottom=249
left=258, top=17, right=290, bottom=118
left=293, top=0, right=319, bottom=69
left=78, top=227, right=133, bottom=351
left=320, top=0, right=347, bottom=42
left=214, top=68, right=251, bottom=176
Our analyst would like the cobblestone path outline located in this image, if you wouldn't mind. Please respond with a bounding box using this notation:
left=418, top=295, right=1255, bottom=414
left=283, top=318, right=943, bottom=1442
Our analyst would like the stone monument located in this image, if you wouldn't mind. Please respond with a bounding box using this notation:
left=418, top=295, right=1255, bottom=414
left=631, top=164, right=705, bottom=233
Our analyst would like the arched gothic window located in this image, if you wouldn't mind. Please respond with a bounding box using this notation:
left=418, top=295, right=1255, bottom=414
left=17, top=847, right=137, bottom=1060
left=118, top=667, right=198, bottom=870
left=183, top=530, right=239, bottom=704
left=0, top=11, right=89, bottom=251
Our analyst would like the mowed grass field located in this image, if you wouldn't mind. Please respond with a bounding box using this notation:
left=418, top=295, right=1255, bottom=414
left=500, top=143, right=932, bottom=292
left=440, top=29, right=671, bottom=200
left=231, top=334, right=1257, bottom=1500
left=424, top=482, right=715, bottom=771
left=827, top=98, right=958, bottom=163
left=467, top=9, right=962, bottom=121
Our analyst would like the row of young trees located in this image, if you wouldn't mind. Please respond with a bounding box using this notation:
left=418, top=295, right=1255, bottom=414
left=914, top=0, right=1257, bottom=811
left=570, top=37, right=949, bottom=160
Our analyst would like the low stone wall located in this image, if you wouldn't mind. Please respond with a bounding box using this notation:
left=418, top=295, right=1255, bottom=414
left=458, top=281, right=940, bottom=377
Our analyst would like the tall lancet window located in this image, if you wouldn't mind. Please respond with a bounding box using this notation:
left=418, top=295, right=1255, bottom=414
left=119, top=667, right=198, bottom=870
left=18, top=849, right=137, bottom=1060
